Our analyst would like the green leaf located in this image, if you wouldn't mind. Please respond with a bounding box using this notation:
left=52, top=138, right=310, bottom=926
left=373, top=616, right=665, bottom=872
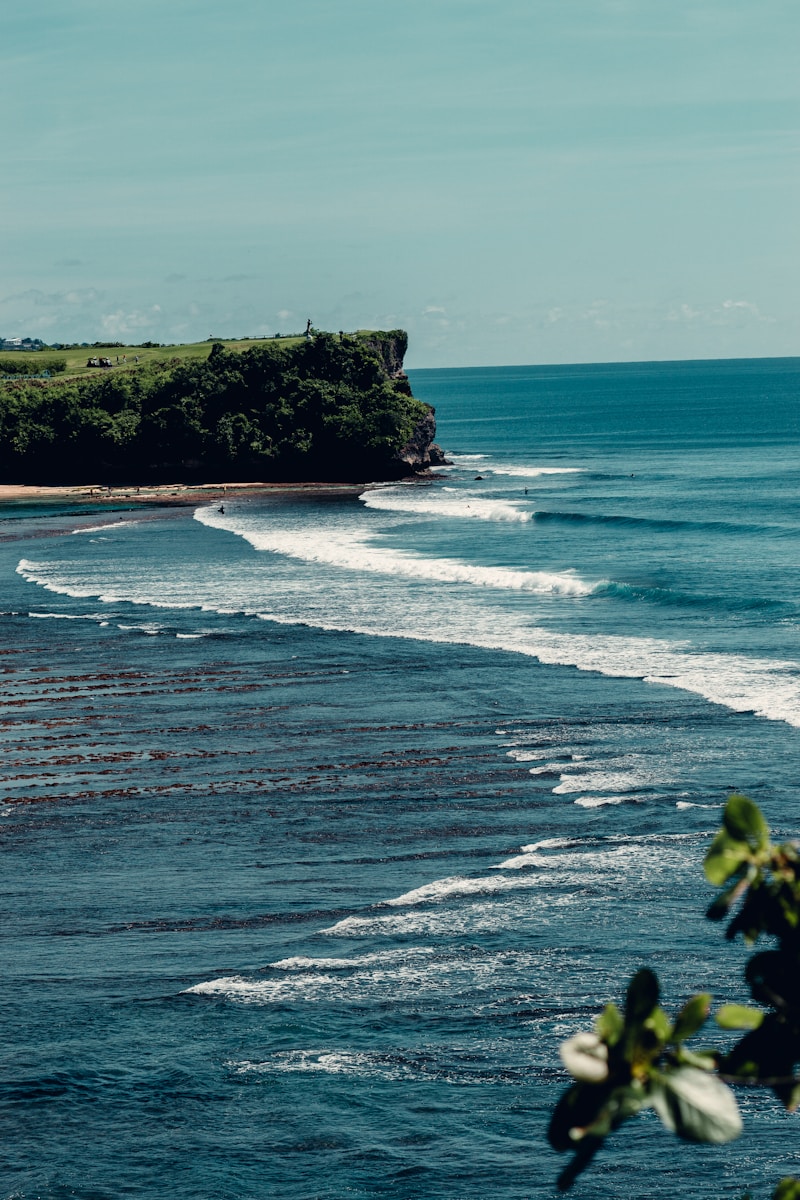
left=644, top=1005, right=672, bottom=1044
left=559, top=1032, right=609, bottom=1084
left=595, top=1003, right=624, bottom=1046
left=676, top=1047, right=718, bottom=1071
left=715, top=1004, right=764, bottom=1031
left=625, top=968, right=660, bottom=1023
left=704, top=829, right=752, bottom=886
left=547, top=1084, right=591, bottom=1153
left=706, top=875, right=748, bottom=921
left=723, top=794, right=770, bottom=853
left=773, top=1179, right=800, bottom=1200
left=613, top=1080, right=649, bottom=1120
left=650, top=1066, right=742, bottom=1143
left=577, top=1082, right=648, bottom=1141
left=672, top=993, right=712, bottom=1043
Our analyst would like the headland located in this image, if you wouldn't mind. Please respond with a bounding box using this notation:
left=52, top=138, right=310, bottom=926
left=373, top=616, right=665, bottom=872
left=0, top=329, right=444, bottom=486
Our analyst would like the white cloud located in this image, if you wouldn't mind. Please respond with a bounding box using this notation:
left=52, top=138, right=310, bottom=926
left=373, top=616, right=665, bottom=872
left=722, top=299, right=760, bottom=315
left=666, top=303, right=702, bottom=322
left=666, top=298, right=773, bottom=326
left=100, top=308, right=160, bottom=339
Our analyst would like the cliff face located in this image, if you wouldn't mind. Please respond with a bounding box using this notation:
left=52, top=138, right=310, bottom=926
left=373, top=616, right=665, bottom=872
left=392, top=407, right=446, bottom=474
left=360, top=331, right=446, bottom=476
left=360, top=330, right=409, bottom=380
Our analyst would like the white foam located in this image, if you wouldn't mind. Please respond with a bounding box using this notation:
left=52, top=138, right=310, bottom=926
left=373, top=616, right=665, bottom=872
left=358, top=486, right=531, bottom=523
left=319, top=871, right=571, bottom=930
left=333, top=840, right=650, bottom=917
left=19, top=500, right=800, bottom=730
left=489, top=466, right=584, bottom=478
left=495, top=853, right=549, bottom=869
left=232, top=1051, right=419, bottom=1081
left=447, top=455, right=583, bottom=479
left=72, top=520, right=139, bottom=534
left=192, top=511, right=593, bottom=596
left=498, top=830, right=700, bottom=870
left=28, top=610, right=106, bottom=622
left=493, top=847, right=619, bottom=870
left=184, top=956, right=468, bottom=1003
left=573, top=795, right=628, bottom=808
left=517, top=836, right=580, bottom=853
left=184, top=974, right=338, bottom=1000
left=553, top=769, right=653, bottom=794
left=16, top=560, right=201, bottom=609
left=321, top=890, right=591, bottom=939
left=383, top=875, right=519, bottom=907
left=269, top=948, right=433, bottom=970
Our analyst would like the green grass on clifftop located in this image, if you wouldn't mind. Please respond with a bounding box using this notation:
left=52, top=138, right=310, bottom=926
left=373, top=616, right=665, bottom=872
left=0, top=331, right=388, bottom=381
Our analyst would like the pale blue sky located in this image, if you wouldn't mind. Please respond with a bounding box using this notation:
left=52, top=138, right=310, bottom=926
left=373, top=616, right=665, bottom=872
left=2, top=0, right=798, bottom=365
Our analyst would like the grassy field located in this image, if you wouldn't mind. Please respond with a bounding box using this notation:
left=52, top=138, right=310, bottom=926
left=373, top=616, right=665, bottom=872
left=0, top=335, right=318, bottom=380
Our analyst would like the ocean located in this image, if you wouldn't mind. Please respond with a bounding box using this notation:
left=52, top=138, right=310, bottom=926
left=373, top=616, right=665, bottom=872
left=3, top=357, right=800, bottom=1198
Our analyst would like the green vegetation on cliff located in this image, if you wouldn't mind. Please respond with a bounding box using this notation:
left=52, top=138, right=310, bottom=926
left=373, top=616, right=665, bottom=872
left=0, top=331, right=431, bottom=483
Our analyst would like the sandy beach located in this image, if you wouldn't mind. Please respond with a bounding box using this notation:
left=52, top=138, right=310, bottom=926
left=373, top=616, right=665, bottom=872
left=0, top=481, right=370, bottom=506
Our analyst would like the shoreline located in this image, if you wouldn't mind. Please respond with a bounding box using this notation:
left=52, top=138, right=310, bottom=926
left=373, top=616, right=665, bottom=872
left=0, top=480, right=376, bottom=507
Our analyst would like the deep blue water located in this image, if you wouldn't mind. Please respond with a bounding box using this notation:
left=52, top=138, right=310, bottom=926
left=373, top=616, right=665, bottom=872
left=3, top=357, right=800, bottom=1198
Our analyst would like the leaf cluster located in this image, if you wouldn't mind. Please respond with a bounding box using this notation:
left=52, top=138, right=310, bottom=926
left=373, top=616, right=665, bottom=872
left=705, top=795, right=800, bottom=1110
left=548, top=970, right=737, bottom=1190
left=0, top=357, right=66, bottom=376
left=549, top=794, right=800, bottom=1194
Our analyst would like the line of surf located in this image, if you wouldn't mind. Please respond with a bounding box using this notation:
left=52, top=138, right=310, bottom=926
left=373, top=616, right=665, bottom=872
left=17, top=523, right=800, bottom=729
left=192, top=509, right=595, bottom=596
left=250, top=610, right=800, bottom=729
left=360, top=486, right=531, bottom=523
left=446, top=454, right=585, bottom=480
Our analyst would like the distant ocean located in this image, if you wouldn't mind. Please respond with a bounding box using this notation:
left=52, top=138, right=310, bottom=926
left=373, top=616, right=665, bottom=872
left=4, top=357, right=800, bottom=1199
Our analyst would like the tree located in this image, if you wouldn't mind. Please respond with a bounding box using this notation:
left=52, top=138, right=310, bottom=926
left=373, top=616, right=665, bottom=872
left=548, top=795, right=800, bottom=1198
left=0, top=331, right=429, bottom=482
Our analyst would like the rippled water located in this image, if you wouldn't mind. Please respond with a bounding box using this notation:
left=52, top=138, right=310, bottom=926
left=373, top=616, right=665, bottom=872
left=3, top=357, right=800, bottom=1198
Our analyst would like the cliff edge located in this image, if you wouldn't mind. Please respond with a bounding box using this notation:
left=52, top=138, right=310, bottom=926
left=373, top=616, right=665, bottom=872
left=358, top=331, right=445, bottom=475
left=0, top=329, right=444, bottom=484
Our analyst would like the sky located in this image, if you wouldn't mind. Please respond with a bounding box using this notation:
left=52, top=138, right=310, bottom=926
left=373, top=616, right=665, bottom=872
left=2, top=0, right=798, bottom=367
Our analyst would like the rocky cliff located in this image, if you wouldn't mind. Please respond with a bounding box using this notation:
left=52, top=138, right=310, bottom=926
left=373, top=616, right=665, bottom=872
left=392, top=406, right=446, bottom=474
left=359, top=331, right=446, bottom=475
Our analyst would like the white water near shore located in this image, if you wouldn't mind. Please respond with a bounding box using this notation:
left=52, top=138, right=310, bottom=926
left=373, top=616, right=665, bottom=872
left=16, top=473, right=800, bottom=728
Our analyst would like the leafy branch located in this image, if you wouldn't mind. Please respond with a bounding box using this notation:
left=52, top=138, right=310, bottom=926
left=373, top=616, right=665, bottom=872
left=548, top=795, right=800, bottom=1196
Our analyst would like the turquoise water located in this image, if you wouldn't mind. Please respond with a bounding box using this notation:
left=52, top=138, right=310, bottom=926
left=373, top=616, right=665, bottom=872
left=3, top=357, right=800, bottom=1198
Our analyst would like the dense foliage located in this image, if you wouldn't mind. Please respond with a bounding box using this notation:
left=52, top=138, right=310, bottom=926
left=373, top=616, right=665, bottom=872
left=0, top=357, right=66, bottom=376
left=0, top=332, right=427, bottom=483
left=549, top=795, right=800, bottom=1198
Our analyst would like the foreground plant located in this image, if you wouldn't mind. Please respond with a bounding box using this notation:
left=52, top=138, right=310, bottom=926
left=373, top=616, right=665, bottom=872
left=548, top=794, right=800, bottom=1195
